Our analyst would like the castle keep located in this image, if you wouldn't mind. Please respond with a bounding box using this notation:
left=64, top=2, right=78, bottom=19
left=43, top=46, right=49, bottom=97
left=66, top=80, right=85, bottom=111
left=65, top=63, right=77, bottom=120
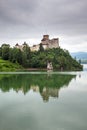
left=41, top=35, right=59, bottom=49
left=15, top=35, right=59, bottom=51
left=30, top=35, right=59, bottom=51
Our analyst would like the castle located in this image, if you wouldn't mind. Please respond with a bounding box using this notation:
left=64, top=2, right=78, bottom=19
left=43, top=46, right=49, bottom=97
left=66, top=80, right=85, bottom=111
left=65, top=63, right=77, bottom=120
left=15, top=35, right=59, bottom=51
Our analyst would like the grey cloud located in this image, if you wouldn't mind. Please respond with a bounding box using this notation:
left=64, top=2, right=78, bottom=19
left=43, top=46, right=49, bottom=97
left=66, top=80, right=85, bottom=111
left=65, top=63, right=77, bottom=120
left=0, top=0, right=87, bottom=51
left=0, top=0, right=38, bottom=25
left=0, top=0, right=87, bottom=28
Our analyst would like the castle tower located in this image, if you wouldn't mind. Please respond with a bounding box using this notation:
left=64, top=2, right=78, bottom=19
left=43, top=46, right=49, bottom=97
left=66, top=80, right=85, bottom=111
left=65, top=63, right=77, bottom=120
left=30, top=34, right=59, bottom=51
left=41, top=35, right=49, bottom=41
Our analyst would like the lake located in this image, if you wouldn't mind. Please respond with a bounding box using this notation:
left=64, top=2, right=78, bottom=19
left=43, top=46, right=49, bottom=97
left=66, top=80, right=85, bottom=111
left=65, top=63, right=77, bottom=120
left=0, top=65, right=87, bottom=130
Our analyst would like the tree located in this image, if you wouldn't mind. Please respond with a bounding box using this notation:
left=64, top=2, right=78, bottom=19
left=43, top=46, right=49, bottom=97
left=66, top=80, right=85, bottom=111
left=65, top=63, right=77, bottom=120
left=78, top=59, right=81, bottom=64
left=1, top=44, right=10, bottom=60
left=0, top=47, right=2, bottom=57
left=1, top=44, right=10, bottom=48
left=22, top=44, right=31, bottom=67
left=23, top=44, right=31, bottom=60
left=9, top=48, right=22, bottom=64
left=39, top=43, right=44, bottom=52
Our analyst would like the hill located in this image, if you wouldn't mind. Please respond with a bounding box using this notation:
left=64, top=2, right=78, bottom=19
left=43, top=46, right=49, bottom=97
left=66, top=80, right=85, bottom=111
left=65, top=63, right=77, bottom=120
left=71, top=52, right=87, bottom=60
left=0, top=43, right=83, bottom=71
left=0, top=58, right=22, bottom=71
left=29, top=48, right=83, bottom=71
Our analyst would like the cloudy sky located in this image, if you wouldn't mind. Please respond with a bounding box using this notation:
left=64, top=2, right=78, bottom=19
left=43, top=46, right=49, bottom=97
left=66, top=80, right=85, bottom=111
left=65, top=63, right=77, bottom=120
left=0, top=0, right=87, bottom=52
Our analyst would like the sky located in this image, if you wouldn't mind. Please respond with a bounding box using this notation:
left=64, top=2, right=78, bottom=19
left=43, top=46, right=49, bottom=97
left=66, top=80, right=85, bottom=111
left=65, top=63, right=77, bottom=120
left=0, top=0, right=87, bottom=52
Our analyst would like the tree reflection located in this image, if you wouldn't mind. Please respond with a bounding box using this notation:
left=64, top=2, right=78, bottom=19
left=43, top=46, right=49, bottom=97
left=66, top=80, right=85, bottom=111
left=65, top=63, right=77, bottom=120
left=0, top=74, right=76, bottom=101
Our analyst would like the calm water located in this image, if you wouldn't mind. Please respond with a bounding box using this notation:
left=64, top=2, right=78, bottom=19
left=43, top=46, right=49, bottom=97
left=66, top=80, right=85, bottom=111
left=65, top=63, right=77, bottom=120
left=0, top=65, right=87, bottom=130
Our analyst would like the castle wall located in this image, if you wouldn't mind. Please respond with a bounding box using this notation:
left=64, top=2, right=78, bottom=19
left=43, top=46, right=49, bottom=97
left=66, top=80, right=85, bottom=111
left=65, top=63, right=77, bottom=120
left=41, top=39, right=49, bottom=45
left=41, top=37, right=59, bottom=49
left=42, top=35, right=49, bottom=41
left=15, top=35, right=59, bottom=51
left=48, top=38, right=59, bottom=49
left=30, top=44, right=39, bottom=51
left=15, top=44, right=24, bottom=51
left=42, top=44, right=48, bottom=49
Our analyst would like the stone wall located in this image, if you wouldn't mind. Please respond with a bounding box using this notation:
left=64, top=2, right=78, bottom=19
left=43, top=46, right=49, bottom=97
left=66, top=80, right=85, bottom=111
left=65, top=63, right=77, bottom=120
left=30, top=44, right=40, bottom=51
left=15, top=35, right=59, bottom=51
left=48, top=38, right=59, bottom=49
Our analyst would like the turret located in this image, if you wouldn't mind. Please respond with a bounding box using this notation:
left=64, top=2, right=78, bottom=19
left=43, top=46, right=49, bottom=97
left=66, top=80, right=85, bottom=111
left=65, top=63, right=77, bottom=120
left=41, top=35, right=49, bottom=41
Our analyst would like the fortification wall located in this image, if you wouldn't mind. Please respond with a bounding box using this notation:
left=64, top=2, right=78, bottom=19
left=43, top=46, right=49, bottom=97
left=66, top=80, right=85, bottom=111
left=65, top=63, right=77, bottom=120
left=30, top=44, right=39, bottom=51
left=48, top=38, right=59, bottom=49
left=15, top=35, right=59, bottom=51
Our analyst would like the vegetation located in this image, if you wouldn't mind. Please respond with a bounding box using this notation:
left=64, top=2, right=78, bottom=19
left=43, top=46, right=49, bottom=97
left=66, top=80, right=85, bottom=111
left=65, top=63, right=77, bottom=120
left=0, top=43, right=83, bottom=71
left=0, top=58, right=22, bottom=71
left=0, top=74, right=76, bottom=94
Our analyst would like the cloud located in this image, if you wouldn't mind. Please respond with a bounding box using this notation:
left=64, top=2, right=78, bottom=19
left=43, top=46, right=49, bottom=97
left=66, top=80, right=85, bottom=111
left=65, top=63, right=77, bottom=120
left=0, top=0, right=87, bottom=52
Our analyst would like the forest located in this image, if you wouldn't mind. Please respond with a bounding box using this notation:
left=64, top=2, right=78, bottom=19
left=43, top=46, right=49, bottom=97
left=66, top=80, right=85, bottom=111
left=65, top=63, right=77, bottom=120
left=0, top=43, right=83, bottom=71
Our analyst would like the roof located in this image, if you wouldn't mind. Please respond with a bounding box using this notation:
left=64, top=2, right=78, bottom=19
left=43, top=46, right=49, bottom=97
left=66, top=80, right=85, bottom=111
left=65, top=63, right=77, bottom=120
left=15, top=43, right=19, bottom=46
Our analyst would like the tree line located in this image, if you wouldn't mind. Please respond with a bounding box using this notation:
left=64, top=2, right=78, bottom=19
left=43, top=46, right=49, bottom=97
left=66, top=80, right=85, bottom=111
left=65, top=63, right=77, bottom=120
left=0, top=43, right=83, bottom=70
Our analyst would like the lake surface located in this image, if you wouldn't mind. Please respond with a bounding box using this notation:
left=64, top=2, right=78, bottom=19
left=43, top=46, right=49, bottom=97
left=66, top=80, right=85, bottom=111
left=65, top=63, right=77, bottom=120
left=0, top=65, right=87, bottom=130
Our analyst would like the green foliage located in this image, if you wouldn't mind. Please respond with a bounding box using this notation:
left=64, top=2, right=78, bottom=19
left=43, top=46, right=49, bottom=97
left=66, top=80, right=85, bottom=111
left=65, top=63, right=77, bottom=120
left=22, top=44, right=31, bottom=67
left=39, top=43, right=44, bottom=52
left=0, top=43, right=83, bottom=71
left=0, top=74, right=76, bottom=95
left=9, top=48, right=22, bottom=64
left=0, top=58, right=22, bottom=71
left=30, top=48, right=83, bottom=71
left=1, top=44, right=10, bottom=60
left=0, top=47, right=2, bottom=56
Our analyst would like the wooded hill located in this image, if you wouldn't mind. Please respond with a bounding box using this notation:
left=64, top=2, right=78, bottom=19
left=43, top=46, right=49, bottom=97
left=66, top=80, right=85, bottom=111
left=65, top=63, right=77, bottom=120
left=0, top=43, right=83, bottom=71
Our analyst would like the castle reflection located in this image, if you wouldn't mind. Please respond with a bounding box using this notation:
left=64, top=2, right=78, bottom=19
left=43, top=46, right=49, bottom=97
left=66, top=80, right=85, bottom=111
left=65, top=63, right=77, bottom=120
left=0, top=73, right=76, bottom=102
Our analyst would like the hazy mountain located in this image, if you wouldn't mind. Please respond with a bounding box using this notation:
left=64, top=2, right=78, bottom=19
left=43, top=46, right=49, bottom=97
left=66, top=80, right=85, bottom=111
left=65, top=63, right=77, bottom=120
left=71, top=52, right=87, bottom=60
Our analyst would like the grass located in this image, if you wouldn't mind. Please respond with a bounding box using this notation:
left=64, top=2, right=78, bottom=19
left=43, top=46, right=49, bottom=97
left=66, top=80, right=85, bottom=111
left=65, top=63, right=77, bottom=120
left=0, top=58, right=22, bottom=72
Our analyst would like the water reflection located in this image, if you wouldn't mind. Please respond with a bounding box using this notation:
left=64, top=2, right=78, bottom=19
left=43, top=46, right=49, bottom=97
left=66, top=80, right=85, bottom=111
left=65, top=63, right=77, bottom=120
left=0, top=73, right=76, bottom=102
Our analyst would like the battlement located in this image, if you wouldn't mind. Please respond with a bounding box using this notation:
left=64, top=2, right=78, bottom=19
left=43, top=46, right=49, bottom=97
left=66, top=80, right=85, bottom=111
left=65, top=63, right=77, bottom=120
left=41, top=35, right=49, bottom=41
left=41, top=35, right=59, bottom=50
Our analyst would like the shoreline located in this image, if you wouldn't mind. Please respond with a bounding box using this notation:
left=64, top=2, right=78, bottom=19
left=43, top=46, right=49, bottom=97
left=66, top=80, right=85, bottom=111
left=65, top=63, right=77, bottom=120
left=22, top=68, right=47, bottom=71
